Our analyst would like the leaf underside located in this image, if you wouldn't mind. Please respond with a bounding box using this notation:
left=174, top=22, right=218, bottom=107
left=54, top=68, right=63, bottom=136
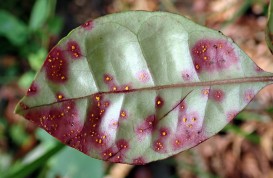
left=15, top=11, right=273, bottom=165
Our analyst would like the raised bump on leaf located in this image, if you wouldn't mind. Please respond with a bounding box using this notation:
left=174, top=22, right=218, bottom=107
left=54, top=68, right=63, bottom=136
left=155, top=96, right=164, bottom=108
left=179, top=101, right=187, bottom=112
left=103, top=74, right=113, bottom=83
left=121, top=84, right=132, bottom=91
left=159, top=127, right=170, bottom=137
left=120, top=110, right=128, bottom=119
left=201, top=88, right=210, bottom=96
left=56, top=92, right=65, bottom=101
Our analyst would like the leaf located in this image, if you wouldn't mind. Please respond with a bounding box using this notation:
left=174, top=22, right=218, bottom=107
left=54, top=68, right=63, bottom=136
left=266, top=0, right=273, bottom=53
left=46, top=146, right=104, bottom=178
left=4, top=142, right=64, bottom=178
left=15, top=11, right=273, bottom=165
left=0, top=10, right=28, bottom=46
left=29, top=0, right=50, bottom=31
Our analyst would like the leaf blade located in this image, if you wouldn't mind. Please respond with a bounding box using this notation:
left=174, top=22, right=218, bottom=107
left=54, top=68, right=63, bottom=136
left=15, top=11, right=273, bottom=164
left=0, top=10, right=28, bottom=46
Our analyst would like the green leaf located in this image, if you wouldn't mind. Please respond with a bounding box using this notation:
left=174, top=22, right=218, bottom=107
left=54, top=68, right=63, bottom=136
left=0, top=10, right=28, bottom=46
left=29, top=0, right=50, bottom=31
left=266, top=0, right=273, bottom=53
left=47, top=16, right=63, bottom=35
left=9, top=124, right=29, bottom=145
left=18, top=71, right=36, bottom=89
left=28, top=48, right=47, bottom=71
left=4, top=142, right=64, bottom=178
left=15, top=11, right=273, bottom=164
left=46, top=146, right=104, bottom=178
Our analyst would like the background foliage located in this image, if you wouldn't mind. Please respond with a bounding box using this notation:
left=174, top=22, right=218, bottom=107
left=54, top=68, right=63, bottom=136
left=0, top=0, right=272, bottom=178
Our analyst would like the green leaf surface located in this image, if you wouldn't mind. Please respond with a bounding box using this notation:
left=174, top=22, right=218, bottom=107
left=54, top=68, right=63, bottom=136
left=0, top=10, right=28, bottom=46
left=15, top=11, right=273, bottom=164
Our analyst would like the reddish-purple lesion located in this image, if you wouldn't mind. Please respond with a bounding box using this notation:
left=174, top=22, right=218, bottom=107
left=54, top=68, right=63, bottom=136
left=226, top=110, right=239, bottom=122
left=159, top=127, right=170, bottom=138
left=101, top=139, right=130, bottom=163
left=136, top=115, right=157, bottom=138
left=67, top=95, right=112, bottom=153
left=155, top=92, right=206, bottom=152
left=136, top=70, right=151, bottom=83
left=24, top=101, right=81, bottom=143
left=181, top=70, right=194, bottom=81
left=81, top=20, right=93, bottom=30
left=42, top=41, right=84, bottom=84
left=153, top=127, right=170, bottom=153
left=179, top=101, right=187, bottom=112
left=27, top=82, right=38, bottom=96
left=153, top=138, right=166, bottom=153
left=103, top=73, right=132, bottom=92
left=66, top=41, right=82, bottom=59
left=120, top=109, right=128, bottom=119
left=191, top=39, right=239, bottom=73
left=43, top=47, right=68, bottom=84
left=55, top=92, right=65, bottom=101
left=243, top=89, right=255, bottom=103
left=209, top=89, right=225, bottom=103
left=155, top=96, right=164, bottom=109
left=19, top=102, right=29, bottom=110
left=170, top=106, right=206, bottom=151
left=254, top=65, right=264, bottom=72
left=132, top=156, right=146, bottom=165
left=201, top=88, right=210, bottom=97
left=103, top=74, right=113, bottom=83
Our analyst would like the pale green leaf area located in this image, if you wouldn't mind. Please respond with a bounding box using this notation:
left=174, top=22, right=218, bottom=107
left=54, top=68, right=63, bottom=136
left=15, top=11, right=273, bottom=164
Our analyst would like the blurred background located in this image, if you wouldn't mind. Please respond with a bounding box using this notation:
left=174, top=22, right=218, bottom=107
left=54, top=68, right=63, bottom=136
left=0, top=0, right=273, bottom=178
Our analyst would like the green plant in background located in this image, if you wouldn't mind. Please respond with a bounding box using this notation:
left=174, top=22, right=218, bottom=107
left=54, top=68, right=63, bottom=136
left=0, top=0, right=62, bottom=86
